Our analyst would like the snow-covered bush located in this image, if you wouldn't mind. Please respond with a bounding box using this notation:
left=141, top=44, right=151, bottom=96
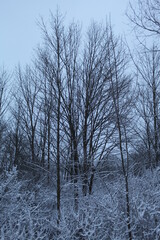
left=0, top=168, right=57, bottom=240
left=1, top=167, right=160, bottom=239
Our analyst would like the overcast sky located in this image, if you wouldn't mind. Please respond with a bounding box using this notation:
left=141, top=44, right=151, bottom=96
left=0, top=0, right=130, bottom=71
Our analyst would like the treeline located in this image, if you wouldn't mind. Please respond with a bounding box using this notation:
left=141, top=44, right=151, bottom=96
left=1, top=1, right=160, bottom=239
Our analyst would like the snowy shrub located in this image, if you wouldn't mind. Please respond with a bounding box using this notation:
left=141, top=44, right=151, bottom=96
left=1, top=167, right=160, bottom=239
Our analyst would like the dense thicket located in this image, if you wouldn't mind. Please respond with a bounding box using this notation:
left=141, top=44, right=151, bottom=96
left=1, top=4, right=160, bottom=239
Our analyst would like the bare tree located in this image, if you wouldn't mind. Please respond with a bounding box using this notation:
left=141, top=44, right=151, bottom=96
left=127, top=0, right=160, bottom=36
left=108, top=29, right=133, bottom=240
left=16, top=66, right=42, bottom=166
left=35, top=49, right=55, bottom=183
left=133, top=44, right=160, bottom=167
left=39, top=11, right=65, bottom=222
left=79, top=22, right=116, bottom=196
left=60, top=21, right=81, bottom=211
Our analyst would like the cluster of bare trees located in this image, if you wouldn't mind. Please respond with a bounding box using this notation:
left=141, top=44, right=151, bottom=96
left=1, top=2, right=160, bottom=238
left=0, top=12, right=133, bottom=231
left=127, top=0, right=160, bottom=174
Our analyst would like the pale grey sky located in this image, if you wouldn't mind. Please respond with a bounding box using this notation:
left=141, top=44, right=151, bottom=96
left=0, top=0, right=130, bottom=70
